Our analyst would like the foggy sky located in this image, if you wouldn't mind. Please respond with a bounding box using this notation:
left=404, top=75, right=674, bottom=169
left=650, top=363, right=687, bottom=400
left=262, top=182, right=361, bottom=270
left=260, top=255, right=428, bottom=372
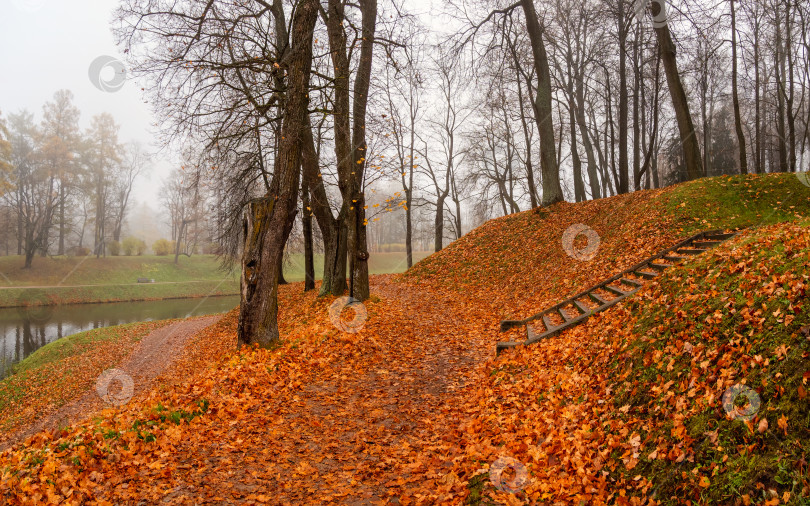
left=1, top=0, right=173, bottom=223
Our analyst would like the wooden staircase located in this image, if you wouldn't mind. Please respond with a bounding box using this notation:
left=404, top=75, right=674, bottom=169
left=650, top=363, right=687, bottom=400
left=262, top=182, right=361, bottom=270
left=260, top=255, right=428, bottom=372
left=496, top=229, right=740, bottom=354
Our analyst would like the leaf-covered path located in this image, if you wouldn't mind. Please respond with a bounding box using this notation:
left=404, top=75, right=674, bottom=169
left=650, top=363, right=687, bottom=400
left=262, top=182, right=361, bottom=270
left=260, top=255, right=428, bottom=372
left=146, top=276, right=491, bottom=504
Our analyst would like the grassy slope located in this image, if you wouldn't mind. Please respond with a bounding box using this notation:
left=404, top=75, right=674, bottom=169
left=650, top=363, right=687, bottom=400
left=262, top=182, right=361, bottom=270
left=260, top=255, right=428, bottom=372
left=399, top=173, right=810, bottom=503
left=404, top=173, right=809, bottom=316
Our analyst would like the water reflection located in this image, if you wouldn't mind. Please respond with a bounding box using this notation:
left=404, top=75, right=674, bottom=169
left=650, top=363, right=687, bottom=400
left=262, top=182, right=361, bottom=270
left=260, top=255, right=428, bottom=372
left=0, top=295, right=239, bottom=379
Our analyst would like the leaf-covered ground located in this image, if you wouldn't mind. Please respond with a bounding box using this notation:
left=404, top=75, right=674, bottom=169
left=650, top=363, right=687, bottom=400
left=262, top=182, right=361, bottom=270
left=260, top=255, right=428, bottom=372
left=1, top=174, right=809, bottom=504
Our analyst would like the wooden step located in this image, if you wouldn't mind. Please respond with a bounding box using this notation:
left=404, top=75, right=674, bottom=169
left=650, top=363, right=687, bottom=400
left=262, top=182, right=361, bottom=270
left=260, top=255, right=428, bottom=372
left=604, top=284, right=629, bottom=296
left=662, top=255, right=687, bottom=262
left=542, top=315, right=556, bottom=332
left=635, top=270, right=658, bottom=280
left=496, top=341, right=522, bottom=353
left=573, top=299, right=592, bottom=315
left=588, top=292, right=611, bottom=305
left=500, top=319, right=524, bottom=332
left=620, top=277, right=643, bottom=287
left=559, top=308, right=573, bottom=322
left=647, top=262, right=669, bottom=271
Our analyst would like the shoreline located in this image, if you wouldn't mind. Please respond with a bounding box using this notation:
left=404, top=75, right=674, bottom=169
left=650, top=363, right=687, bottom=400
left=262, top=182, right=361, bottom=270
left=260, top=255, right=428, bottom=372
left=0, top=281, right=240, bottom=309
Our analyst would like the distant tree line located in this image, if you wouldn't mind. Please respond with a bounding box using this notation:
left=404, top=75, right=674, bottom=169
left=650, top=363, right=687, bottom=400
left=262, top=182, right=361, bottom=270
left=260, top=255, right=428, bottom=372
left=0, top=91, right=148, bottom=268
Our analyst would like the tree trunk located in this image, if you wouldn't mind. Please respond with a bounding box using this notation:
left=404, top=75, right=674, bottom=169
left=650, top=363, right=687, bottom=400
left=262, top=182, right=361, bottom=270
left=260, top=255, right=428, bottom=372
left=775, top=18, right=788, bottom=173
left=434, top=194, right=446, bottom=252
left=652, top=3, right=703, bottom=181
left=730, top=0, right=748, bottom=174
left=521, top=0, right=562, bottom=206
left=784, top=0, right=796, bottom=173
left=754, top=15, right=762, bottom=173
left=511, top=40, right=539, bottom=208
left=347, top=0, right=376, bottom=302
left=302, top=118, right=343, bottom=296
left=574, top=72, right=600, bottom=199
left=632, top=25, right=642, bottom=191
left=568, top=90, right=585, bottom=202
left=58, top=185, right=65, bottom=255
left=237, top=0, right=317, bottom=347
left=174, top=220, right=185, bottom=264
left=302, top=181, right=315, bottom=291
left=618, top=15, right=629, bottom=194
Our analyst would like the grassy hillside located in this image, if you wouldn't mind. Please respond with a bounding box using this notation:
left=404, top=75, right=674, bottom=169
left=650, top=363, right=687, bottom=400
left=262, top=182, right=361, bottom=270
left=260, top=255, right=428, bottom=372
left=403, top=173, right=810, bottom=318
left=457, top=221, right=810, bottom=504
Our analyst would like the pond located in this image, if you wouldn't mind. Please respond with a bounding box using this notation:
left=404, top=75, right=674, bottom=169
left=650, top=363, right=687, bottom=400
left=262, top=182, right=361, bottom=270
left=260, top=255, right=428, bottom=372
left=0, top=295, right=240, bottom=379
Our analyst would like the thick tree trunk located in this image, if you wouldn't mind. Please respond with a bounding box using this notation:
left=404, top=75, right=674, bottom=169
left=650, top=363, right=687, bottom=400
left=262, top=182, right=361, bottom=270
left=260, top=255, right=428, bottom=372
left=237, top=0, right=317, bottom=347
left=652, top=3, right=703, bottom=181
left=347, top=0, right=376, bottom=301
left=521, top=0, right=562, bottom=206
left=730, top=0, right=748, bottom=174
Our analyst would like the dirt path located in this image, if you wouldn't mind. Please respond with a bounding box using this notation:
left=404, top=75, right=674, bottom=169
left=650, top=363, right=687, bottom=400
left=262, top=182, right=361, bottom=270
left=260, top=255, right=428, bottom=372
left=157, top=276, right=492, bottom=504
left=1, top=315, right=221, bottom=452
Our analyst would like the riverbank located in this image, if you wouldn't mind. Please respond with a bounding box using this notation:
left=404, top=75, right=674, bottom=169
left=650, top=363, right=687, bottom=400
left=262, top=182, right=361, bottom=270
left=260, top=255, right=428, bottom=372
left=0, top=255, right=240, bottom=307
left=0, top=319, right=171, bottom=440
left=0, top=313, right=227, bottom=451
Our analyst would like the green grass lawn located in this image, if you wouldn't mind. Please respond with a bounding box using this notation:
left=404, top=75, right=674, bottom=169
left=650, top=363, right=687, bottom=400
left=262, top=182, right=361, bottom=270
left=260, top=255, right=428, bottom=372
left=0, top=254, right=237, bottom=287
left=0, top=251, right=431, bottom=307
